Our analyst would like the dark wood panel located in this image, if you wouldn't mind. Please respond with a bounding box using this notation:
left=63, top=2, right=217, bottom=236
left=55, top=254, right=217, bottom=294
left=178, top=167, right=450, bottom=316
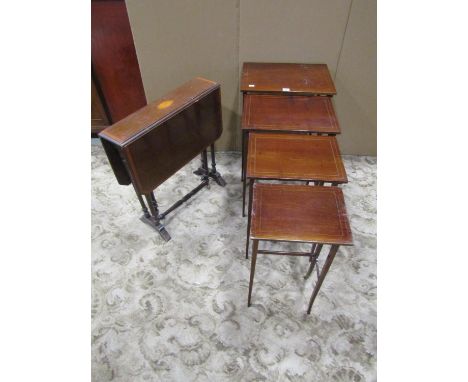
left=91, top=0, right=147, bottom=123
left=101, top=78, right=219, bottom=146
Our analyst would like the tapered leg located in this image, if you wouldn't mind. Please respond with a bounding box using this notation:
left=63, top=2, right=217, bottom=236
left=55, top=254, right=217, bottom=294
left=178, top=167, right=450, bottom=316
left=309, top=243, right=317, bottom=262
left=242, top=178, right=247, bottom=217
left=243, top=131, right=249, bottom=182
left=307, top=245, right=339, bottom=314
left=242, top=132, right=248, bottom=217
left=241, top=130, right=246, bottom=181
left=247, top=239, right=259, bottom=307
left=245, top=179, right=255, bottom=259
left=304, top=244, right=323, bottom=279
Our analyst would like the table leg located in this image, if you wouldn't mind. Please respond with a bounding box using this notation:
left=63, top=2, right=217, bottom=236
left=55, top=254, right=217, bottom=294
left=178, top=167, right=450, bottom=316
left=242, top=177, right=247, bottom=217
left=209, top=143, right=226, bottom=186
left=243, top=131, right=249, bottom=182
left=245, top=178, right=255, bottom=259
left=248, top=239, right=259, bottom=307
left=305, top=244, right=323, bottom=278
left=307, top=245, right=339, bottom=314
left=193, top=150, right=209, bottom=180
left=135, top=190, right=151, bottom=219
left=201, top=149, right=209, bottom=181
left=241, top=130, right=246, bottom=181
left=144, top=192, right=171, bottom=242
left=309, top=243, right=317, bottom=262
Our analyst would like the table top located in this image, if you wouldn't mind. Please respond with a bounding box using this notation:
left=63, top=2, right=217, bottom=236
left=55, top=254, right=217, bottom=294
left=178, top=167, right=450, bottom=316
left=242, top=94, right=340, bottom=134
left=246, top=133, right=347, bottom=183
left=240, top=62, right=336, bottom=95
left=99, top=77, right=219, bottom=146
left=251, top=183, right=353, bottom=245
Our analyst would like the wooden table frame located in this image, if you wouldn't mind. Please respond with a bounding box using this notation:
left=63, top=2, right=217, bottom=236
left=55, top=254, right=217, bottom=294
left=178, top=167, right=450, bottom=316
left=245, top=178, right=342, bottom=257
left=99, top=77, right=226, bottom=242
left=246, top=183, right=353, bottom=314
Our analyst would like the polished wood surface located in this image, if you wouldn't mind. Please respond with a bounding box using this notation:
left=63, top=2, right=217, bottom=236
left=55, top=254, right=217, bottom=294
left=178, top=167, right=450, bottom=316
left=250, top=184, right=353, bottom=245
left=92, top=0, right=147, bottom=122
left=100, top=77, right=219, bottom=145
left=246, top=133, right=347, bottom=183
left=240, top=62, right=336, bottom=95
left=242, top=94, right=340, bottom=134
left=99, top=78, right=222, bottom=194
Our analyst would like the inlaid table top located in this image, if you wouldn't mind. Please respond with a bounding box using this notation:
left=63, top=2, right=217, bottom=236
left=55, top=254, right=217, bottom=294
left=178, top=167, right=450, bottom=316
left=246, top=133, right=347, bottom=183
left=242, top=94, right=340, bottom=134
left=99, top=77, right=219, bottom=146
left=251, top=183, right=353, bottom=245
left=240, top=62, right=336, bottom=95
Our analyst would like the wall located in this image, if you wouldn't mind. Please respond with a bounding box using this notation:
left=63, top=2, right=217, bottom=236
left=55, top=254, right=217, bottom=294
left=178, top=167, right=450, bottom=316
left=125, top=0, right=240, bottom=151
left=126, top=0, right=376, bottom=155
left=334, top=0, right=377, bottom=155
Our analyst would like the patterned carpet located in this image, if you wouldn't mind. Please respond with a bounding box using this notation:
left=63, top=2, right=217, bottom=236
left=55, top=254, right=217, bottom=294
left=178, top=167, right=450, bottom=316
left=91, top=142, right=377, bottom=381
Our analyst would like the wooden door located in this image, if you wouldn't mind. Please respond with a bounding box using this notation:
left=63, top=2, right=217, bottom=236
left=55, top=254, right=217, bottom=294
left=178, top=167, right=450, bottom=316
left=91, top=0, right=147, bottom=133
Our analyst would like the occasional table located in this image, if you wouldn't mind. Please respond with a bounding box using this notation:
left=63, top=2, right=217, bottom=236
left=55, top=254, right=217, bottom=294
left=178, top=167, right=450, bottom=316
left=247, top=183, right=353, bottom=314
left=99, top=77, right=226, bottom=242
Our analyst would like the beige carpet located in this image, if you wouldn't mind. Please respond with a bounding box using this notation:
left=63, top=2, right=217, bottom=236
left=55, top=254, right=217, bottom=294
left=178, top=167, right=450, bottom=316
left=92, top=141, right=377, bottom=381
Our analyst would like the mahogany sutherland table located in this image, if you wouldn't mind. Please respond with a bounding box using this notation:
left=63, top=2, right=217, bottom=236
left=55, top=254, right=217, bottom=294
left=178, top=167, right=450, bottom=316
left=247, top=183, right=353, bottom=314
left=99, top=77, right=226, bottom=242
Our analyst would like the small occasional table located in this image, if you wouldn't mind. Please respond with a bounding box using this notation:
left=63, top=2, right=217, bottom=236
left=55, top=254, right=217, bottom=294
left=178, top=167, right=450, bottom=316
left=247, top=183, right=353, bottom=314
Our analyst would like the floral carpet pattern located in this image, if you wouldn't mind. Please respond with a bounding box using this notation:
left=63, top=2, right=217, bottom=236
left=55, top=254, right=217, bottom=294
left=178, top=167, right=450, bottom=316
left=91, top=142, right=376, bottom=382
